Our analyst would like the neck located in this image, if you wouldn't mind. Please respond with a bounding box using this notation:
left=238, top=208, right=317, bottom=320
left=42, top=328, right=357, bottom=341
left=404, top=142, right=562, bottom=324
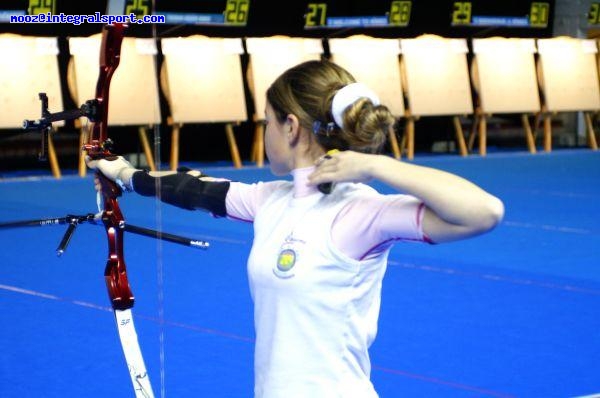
left=289, top=132, right=326, bottom=171
left=290, top=167, right=320, bottom=198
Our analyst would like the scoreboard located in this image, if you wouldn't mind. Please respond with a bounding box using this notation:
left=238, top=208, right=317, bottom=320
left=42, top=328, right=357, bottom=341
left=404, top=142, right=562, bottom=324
left=156, top=0, right=250, bottom=26
left=9, top=0, right=600, bottom=40
left=304, top=1, right=412, bottom=29
left=298, top=1, right=554, bottom=32
left=450, top=1, right=550, bottom=28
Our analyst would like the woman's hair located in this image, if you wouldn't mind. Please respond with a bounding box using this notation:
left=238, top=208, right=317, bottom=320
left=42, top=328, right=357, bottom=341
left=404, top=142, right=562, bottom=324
left=266, top=59, right=395, bottom=153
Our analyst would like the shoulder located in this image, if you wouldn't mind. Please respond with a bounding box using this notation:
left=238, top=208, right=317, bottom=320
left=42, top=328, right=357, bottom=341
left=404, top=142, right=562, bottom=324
left=336, top=184, right=425, bottom=234
left=333, top=182, right=378, bottom=199
left=337, top=183, right=421, bottom=213
left=226, top=180, right=292, bottom=221
left=230, top=180, right=292, bottom=200
left=337, top=188, right=427, bottom=245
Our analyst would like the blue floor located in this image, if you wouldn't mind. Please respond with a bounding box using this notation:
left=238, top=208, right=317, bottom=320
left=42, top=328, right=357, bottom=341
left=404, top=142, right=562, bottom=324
left=1, top=149, right=599, bottom=397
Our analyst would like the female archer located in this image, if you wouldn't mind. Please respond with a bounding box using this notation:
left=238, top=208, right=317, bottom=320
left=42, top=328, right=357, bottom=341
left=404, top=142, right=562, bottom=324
left=88, top=59, right=504, bottom=397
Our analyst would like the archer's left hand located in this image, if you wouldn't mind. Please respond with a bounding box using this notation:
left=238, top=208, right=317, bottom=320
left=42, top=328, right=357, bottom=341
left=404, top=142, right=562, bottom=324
left=85, top=155, right=138, bottom=192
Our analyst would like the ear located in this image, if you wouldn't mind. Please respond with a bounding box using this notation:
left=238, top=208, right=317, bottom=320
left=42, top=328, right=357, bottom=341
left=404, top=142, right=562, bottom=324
left=285, top=114, right=301, bottom=145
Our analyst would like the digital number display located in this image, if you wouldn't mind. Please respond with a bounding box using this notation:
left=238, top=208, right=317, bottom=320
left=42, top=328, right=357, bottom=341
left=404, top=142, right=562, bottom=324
left=529, top=2, right=549, bottom=27
left=28, top=0, right=56, bottom=15
left=125, top=0, right=151, bottom=18
left=389, top=1, right=411, bottom=26
left=451, top=2, right=472, bottom=25
left=224, top=0, right=250, bottom=25
left=589, top=3, right=600, bottom=25
left=305, top=3, right=327, bottom=27
left=304, top=1, right=411, bottom=29
left=451, top=1, right=550, bottom=28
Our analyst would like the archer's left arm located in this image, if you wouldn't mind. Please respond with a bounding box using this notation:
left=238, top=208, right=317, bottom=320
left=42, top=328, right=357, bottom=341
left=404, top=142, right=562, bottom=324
left=87, top=156, right=230, bottom=217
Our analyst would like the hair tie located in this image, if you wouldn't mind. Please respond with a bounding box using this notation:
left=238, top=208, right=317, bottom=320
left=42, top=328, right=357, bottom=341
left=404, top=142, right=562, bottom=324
left=331, top=83, right=380, bottom=129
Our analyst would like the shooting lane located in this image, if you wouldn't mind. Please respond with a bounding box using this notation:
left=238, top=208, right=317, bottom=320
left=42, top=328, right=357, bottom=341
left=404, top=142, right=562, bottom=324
left=245, top=36, right=323, bottom=167
left=536, top=36, right=600, bottom=151
left=68, top=33, right=162, bottom=175
left=399, top=34, right=472, bottom=159
left=328, top=35, right=404, bottom=159
left=160, top=36, right=247, bottom=170
left=470, top=37, right=541, bottom=155
left=0, top=34, right=64, bottom=177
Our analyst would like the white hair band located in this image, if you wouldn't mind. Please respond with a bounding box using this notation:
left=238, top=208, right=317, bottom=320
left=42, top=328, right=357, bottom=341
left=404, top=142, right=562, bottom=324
left=331, top=82, right=380, bottom=129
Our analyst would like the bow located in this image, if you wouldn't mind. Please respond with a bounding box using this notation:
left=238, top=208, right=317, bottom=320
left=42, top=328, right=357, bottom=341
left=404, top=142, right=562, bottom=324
left=86, top=23, right=156, bottom=398
left=29, top=22, right=154, bottom=397
left=9, top=20, right=209, bottom=397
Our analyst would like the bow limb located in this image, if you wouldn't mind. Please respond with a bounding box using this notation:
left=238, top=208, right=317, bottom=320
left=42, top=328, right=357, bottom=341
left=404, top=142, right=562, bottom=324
left=88, top=23, right=155, bottom=398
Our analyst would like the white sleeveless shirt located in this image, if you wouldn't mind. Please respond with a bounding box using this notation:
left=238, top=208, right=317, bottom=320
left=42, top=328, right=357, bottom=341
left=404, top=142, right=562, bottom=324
left=225, top=168, right=427, bottom=398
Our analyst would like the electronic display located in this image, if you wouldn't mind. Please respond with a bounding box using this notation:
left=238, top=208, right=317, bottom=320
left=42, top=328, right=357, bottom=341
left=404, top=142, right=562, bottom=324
left=450, top=1, right=550, bottom=28
left=155, top=0, right=250, bottom=26
left=304, top=1, right=412, bottom=29
left=0, top=0, right=559, bottom=37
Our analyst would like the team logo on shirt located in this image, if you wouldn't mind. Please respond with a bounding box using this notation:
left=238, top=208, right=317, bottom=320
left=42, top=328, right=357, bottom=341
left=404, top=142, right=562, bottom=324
left=277, top=249, right=296, bottom=271
left=273, top=235, right=304, bottom=279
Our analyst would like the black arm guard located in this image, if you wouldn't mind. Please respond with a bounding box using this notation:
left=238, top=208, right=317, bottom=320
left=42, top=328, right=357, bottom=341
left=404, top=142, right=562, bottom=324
left=131, top=171, right=230, bottom=217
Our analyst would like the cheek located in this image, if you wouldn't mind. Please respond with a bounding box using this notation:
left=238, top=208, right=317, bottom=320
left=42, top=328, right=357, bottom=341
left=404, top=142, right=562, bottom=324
left=264, top=126, right=288, bottom=175
left=264, top=127, right=277, bottom=158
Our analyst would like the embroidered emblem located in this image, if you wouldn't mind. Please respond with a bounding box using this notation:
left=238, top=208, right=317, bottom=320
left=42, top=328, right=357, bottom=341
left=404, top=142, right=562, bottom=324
left=273, top=235, right=304, bottom=279
left=277, top=249, right=296, bottom=271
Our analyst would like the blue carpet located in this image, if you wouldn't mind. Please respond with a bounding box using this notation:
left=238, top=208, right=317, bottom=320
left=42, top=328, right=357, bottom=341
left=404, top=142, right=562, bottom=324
left=1, top=149, right=599, bottom=397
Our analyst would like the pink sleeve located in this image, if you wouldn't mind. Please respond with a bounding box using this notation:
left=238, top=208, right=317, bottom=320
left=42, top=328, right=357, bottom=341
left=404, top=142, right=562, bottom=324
left=332, top=194, right=431, bottom=261
left=224, top=181, right=288, bottom=222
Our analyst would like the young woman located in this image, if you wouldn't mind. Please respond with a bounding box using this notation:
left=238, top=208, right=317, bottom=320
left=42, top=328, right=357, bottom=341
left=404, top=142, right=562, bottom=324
left=87, top=59, right=504, bottom=397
